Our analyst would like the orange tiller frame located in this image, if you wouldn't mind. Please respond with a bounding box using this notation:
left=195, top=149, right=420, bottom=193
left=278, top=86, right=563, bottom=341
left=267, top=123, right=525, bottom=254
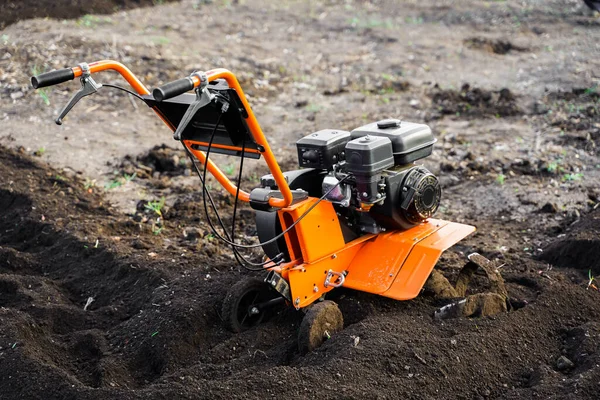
left=64, top=60, right=477, bottom=308
left=71, top=60, right=293, bottom=208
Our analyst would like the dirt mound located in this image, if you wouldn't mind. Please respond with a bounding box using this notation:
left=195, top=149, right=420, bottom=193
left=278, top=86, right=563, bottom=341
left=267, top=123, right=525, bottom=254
left=0, top=0, right=179, bottom=29
left=540, top=88, right=600, bottom=151
left=429, top=83, right=522, bottom=119
left=120, top=144, right=192, bottom=181
left=464, top=37, right=527, bottom=55
left=540, top=207, right=600, bottom=275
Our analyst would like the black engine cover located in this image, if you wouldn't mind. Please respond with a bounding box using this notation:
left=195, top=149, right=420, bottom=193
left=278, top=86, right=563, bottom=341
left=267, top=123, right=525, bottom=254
left=370, top=165, right=441, bottom=230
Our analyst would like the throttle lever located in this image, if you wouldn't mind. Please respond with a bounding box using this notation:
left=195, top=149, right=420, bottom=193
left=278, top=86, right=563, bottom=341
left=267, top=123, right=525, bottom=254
left=173, top=71, right=215, bottom=140
left=55, top=63, right=102, bottom=125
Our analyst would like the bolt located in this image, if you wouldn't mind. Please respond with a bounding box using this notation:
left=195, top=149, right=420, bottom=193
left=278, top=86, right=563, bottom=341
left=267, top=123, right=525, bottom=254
left=295, top=297, right=300, bottom=306
left=271, top=280, right=276, bottom=286
left=313, top=286, right=319, bottom=293
left=331, top=254, right=337, bottom=259
left=249, top=306, right=260, bottom=315
left=362, top=192, right=368, bottom=198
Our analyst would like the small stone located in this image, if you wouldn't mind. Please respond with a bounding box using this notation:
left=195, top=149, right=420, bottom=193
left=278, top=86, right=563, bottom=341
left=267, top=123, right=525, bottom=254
left=540, top=202, right=558, bottom=213
left=409, top=99, right=420, bottom=108
left=131, top=239, right=151, bottom=250
left=10, top=91, right=24, bottom=100
left=567, top=209, right=580, bottom=220
left=556, top=356, right=574, bottom=371
left=183, top=227, right=203, bottom=241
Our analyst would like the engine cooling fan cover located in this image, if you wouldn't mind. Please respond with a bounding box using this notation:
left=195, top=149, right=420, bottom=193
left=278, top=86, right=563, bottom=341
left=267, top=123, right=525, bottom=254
left=400, top=166, right=441, bottom=224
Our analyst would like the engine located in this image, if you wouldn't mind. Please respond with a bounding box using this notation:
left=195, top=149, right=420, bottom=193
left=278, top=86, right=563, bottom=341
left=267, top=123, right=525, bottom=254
left=295, top=118, right=441, bottom=234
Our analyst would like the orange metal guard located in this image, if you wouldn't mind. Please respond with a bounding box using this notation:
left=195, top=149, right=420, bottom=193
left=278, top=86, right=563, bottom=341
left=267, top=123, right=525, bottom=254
left=273, top=194, right=476, bottom=309
left=70, top=60, right=292, bottom=208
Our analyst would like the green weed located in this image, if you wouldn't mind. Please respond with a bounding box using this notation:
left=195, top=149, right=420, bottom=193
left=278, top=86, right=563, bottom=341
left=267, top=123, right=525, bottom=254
left=223, top=163, right=236, bottom=176
left=145, top=197, right=166, bottom=217
left=104, top=179, right=123, bottom=190
left=562, top=172, right=584, bottom=182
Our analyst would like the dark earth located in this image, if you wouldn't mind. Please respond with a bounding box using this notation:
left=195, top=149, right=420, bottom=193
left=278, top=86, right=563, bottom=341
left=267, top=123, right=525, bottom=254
left=1, top=0, right=600, bottom=399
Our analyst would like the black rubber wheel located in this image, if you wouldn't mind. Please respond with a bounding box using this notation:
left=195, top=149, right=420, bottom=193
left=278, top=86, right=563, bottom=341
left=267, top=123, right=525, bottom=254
left=221, top=278, right=273, bottom=333
left=298, top=300, right=344, bottom=354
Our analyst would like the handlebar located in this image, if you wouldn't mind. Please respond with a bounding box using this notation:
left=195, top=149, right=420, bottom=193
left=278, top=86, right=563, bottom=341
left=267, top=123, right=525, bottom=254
left=153, top=77, right=195, bottom=102
left=28, top=60, right=294, bottom=208
left=31, top=68, right=75, bottom=89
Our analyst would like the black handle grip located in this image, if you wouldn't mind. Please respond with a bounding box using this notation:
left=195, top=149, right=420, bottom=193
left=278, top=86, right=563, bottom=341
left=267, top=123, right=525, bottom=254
left=31, top=68, right=75, bottom=89
left=153, top=77, right=194, bottom=102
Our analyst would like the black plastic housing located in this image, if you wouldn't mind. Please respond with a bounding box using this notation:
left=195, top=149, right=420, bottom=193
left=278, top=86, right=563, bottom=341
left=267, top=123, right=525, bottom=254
left=345, top=136, right=394, bottom=175
left=351, top=119, right=436, bottom=165
left=296, top=129, right=351, bottom=170
left=143, top=79, right=260, bottom=159
left=345, top=135, right=394, bottom=204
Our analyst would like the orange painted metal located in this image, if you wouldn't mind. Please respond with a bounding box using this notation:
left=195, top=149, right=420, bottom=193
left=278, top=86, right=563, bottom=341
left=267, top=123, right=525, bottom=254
left=276, top=218, right=475, bottom=308
left=382, top=221, right=475, bottom=300
left=72, top=60, right=150, bottom=95
left=186, top=140, right=262, bottom=155
left=277, top=199, right=345, bottom=263
left=343, top=219, right=450, bottom=294
left=287, top=238, right=371, bottom=308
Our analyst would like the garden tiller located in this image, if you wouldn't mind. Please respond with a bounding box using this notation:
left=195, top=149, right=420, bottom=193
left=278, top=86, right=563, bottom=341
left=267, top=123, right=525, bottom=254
left=32, top=61, right=475, bottom=353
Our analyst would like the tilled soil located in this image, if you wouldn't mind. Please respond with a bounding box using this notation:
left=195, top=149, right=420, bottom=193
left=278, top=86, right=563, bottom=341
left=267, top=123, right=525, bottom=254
left=2, top=0, right=600, bottom=399
left=1, top=144, right=600, bottom=399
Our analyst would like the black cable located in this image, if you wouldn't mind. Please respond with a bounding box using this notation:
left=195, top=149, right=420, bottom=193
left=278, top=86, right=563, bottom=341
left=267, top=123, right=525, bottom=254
left=228, top=138, right=282, bottom=270
left=179, top=114, right=279, bottom=270
left=102, top=83, right=146, bottom=101
left=198, top=114, right=284, bottom=267
left=230, top=137, right=245, bottom=236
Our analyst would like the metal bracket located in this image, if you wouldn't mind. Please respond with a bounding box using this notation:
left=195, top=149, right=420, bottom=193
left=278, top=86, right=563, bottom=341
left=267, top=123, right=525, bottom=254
left=55, top=63, right=102, bottom=125
left=324, top=269, right=346, bottom=288
left=173, top=72, right=215, bottom=141
left=265, top=270, right=292, bottom=301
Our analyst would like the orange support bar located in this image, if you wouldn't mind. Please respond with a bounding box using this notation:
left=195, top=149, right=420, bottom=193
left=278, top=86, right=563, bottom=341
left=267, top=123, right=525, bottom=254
left=72, top=60, right=150, bottom=96
left=184, top=140, right=251, bottom=203
left=69, top=60, right=292, bottom=208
